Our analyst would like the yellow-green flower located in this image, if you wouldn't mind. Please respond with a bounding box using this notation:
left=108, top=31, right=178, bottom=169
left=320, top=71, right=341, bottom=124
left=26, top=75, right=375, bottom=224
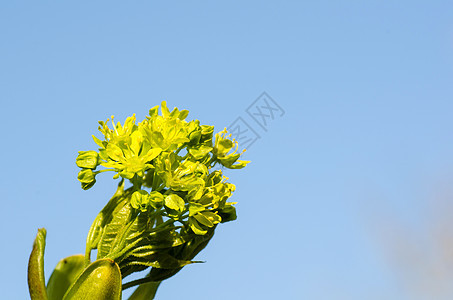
left=141, top=102, right=190, bottom=152
left=100, top=130, right=162, bottom=180
left=212, top=128, right=249, bottom=169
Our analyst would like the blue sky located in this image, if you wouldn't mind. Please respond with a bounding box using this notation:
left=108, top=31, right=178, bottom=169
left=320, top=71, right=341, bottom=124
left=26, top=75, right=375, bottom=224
left=2, top=1, right=453, bottom=299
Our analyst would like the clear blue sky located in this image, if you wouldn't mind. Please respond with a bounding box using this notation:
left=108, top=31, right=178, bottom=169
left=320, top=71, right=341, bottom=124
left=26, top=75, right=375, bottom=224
left=2, top=1, right=453, bottom=299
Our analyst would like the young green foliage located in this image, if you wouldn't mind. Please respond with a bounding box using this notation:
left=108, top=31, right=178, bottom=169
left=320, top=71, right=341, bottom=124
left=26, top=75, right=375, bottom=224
left=28, top=228, right=48, bottom=300
left=62, top=259, right=122, bottom=300
left=46, top=255, right=85, bottom=300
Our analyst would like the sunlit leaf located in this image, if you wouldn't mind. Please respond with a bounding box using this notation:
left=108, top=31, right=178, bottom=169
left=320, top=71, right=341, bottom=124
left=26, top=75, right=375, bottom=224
left=28, top=228, right=48, bottom=300
left=62, top=259, right=121, bottom=300
left=47, top=255, right=85, bottom=300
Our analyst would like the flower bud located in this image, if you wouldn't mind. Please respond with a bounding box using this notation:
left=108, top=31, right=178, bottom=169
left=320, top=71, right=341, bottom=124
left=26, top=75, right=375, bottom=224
left=131, top=190, right=150, bottom=212
left=76, top=151, right=99, bottom=169
left=77, top=169, right=96, bottom=190
left=149, top=191, right=164, bottom=209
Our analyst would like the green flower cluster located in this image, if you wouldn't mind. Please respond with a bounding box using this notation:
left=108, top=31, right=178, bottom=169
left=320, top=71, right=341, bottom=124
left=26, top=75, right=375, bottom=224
left=76, top=101, right=248, bottom=236
left=74, top=102, right=249, bottom=289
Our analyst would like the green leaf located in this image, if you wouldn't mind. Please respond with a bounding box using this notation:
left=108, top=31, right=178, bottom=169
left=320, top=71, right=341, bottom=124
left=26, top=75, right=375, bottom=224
left=125, top=252, right=199, bottom=269
left=90, top=188, right=132, bottom=261
left=164, top=194, right=185, bottom=212
left=143, top=229, right=215, bottom=283
left=97, top=199, right=134, bottom=259
left=85, top=213, right=103, bottom=253
left=28, top=228, right=48, bottom=300
left=63, top=259, right=122, bottom=300
left=128, top=281, right=161, bottom=300
left=129, top=236, right=186, bottom=255
left=47, top=255, right=85, bottom=300
left=85, top=181, right=128, bottom=262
